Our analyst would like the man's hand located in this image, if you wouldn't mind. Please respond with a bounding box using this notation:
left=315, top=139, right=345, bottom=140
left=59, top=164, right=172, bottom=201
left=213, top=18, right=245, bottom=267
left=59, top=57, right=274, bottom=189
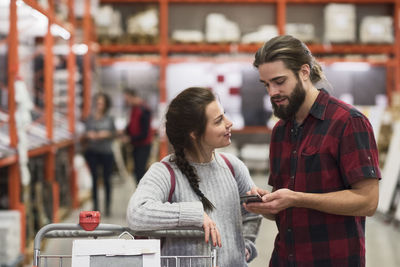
left=259, top=188, right=296, bottom=214
left=243, top=187, right=294, bottom=220
left=247, top=186, right=270, bottom=197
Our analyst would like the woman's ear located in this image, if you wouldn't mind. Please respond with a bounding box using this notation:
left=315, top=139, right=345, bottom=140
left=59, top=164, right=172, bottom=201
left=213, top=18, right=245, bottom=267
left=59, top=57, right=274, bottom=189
left=190, top=132, right=196, bottom=140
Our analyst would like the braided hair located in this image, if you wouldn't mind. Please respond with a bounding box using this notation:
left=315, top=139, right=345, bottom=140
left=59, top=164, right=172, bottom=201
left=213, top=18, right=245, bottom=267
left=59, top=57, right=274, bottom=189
left=165, top=87, right=216, bottom=211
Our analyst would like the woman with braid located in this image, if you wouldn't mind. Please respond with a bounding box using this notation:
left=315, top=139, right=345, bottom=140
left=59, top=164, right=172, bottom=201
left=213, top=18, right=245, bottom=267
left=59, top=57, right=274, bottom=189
left=126, top=87, right=261, bottom=266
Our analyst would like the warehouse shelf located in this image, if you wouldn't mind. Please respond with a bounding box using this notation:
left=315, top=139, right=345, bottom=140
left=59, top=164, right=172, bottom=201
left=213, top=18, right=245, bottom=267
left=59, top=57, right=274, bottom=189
left=97, top=0, right=400, bottom=158
left=1, top=0, right=88, bottom=259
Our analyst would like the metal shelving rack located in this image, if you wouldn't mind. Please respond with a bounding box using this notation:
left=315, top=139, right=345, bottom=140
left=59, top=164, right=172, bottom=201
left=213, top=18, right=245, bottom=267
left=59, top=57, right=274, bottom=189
left=97, top=0, right=400, bottom=158
left=0, top=0, right=93, bottom=256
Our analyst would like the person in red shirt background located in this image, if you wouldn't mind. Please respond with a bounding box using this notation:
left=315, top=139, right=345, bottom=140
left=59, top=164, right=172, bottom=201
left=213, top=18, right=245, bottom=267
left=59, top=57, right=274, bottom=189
left=244, top=35, right=381, bottom=267
left=123, top=88, right=153, bottom=184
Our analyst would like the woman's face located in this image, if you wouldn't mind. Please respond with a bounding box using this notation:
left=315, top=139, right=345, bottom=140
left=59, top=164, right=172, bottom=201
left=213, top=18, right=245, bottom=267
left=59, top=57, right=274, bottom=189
left=96, top=96, right=106, bottom=113
left=199, top=100, right=233, bottom=152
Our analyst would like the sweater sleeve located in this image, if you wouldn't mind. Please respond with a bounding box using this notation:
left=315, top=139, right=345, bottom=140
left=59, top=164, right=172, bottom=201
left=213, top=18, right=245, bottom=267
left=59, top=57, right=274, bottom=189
left=219, top=153, right=262, bottom=263
left=126, top=161, right=204, bottom=231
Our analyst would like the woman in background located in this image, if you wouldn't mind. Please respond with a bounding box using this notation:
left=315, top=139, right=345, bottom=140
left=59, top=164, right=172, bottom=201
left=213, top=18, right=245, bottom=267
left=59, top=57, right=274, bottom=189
left=127, top=87, right=261, bottom=266
left=84, top=92, right=115, bottom=216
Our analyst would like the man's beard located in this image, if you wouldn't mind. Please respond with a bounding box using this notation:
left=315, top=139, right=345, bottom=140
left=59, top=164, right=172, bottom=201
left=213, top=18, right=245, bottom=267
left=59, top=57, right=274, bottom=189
left=271, top=80, right=306, bottom=121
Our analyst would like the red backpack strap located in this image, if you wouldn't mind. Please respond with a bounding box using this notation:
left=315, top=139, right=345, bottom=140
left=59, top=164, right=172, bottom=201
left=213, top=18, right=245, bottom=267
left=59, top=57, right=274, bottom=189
left=219, top=153, right=235, bottom=177
left=161, top=161, right=175, bottom=202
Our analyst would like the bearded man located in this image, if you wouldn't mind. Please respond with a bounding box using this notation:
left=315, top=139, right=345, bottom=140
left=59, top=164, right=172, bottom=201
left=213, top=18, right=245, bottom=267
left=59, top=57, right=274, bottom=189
left=244, top=35, right=381, bottom=267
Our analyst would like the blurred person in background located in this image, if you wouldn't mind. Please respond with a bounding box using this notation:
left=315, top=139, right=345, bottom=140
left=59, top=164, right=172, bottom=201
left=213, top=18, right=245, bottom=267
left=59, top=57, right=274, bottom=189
left=123, top=88, right=153, bottom=184
left=245, top=35, right=381, bottom=267
left=127, top=87, right=262, bottom=266
left=84, top=92, right=116, bottom=217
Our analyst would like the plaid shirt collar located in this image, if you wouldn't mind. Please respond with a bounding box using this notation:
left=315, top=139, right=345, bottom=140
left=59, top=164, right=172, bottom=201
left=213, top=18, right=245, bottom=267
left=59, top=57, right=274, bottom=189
left=281, top=88, right=330, bottom=126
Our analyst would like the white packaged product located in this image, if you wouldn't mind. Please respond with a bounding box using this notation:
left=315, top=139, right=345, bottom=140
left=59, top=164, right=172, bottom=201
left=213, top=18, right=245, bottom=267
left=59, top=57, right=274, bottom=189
left=241, top=25, right=278, bottom=44
left=286, top=23, right=315, bottom=43
left=324, top=4, right=356, bottom=43
left=171, top=30, right=204, bottom=43
left=95, top=5, right=114, bottom=27
left=0, top=211, right=21, bottom=265
left=205, top=13, right=240, bottom=43
left=360, top=16, right=394, bottom=44
left=127, top=9, right=159, bottom=37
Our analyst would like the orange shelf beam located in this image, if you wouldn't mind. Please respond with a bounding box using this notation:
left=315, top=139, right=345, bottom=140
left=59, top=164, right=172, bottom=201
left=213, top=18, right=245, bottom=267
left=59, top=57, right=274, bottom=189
left=55, top=139, right=75, bottom=149
left=100, top=0, right=395, bottom=3
left=28, top=145, right=52, bottom=157
left=158, top=0, right=169, bottom=159
left=100, top=44, right=160, bottom=53
left=67, top=0, right=76, bottom=134
left=395, top=0, right=400, bottom=92
left=44, top=27, right=54, bottom=141
left=22, top=0, right=72, bottom=30
left=0, top=155, right=18, bottom=167
left=167, top=43, right=255, bottom=53
left=101, top=0, right=159, bottom=3
left=82, top=0, right=93, bottom=119
left=308, top=44, right=395, bottom=55
left=287, top=0, right=395, bottom=3
left=100, top=43, right=396, bottom=55
left=8, top=0, right=24, bottom=253
left=97, top=56, right=161, bottom=65
left=169, top=0, right=277, bottom=3
left=8, top=0, right=18, bottom=148
left=277, top=0, right=285, bottom=35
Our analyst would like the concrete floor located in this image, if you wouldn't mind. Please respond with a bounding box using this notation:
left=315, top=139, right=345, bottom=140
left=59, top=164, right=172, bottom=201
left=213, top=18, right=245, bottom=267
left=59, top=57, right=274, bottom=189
left=37, top=172, right=400, bottom=267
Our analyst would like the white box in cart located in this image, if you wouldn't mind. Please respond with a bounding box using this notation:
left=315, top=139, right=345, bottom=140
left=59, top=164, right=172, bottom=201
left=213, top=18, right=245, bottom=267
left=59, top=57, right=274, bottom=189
left=72, top=239, right=160, bottom=267
left=324, top=4, right=356, bottom=43
left=0, top=210, right=21, bottom=265
left=360, top=16, right=394, bottom=44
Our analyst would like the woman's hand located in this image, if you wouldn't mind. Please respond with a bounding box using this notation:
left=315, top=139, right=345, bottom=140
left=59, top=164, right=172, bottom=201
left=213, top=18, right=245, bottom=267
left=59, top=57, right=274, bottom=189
left=86, top=131, right=98, bottom=140
left=203, top=212, right=221, bottom=247
left=245, top=248, right=250, bottom=261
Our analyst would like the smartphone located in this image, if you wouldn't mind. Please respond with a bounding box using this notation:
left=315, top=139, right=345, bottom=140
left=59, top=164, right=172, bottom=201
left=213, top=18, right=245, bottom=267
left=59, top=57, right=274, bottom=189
left=240, top=194, right=262, bottom=204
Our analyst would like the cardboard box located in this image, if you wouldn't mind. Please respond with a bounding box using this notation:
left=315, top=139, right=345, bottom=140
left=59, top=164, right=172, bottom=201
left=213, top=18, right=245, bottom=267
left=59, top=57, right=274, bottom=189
left=324, top=4, right=356, bottom=43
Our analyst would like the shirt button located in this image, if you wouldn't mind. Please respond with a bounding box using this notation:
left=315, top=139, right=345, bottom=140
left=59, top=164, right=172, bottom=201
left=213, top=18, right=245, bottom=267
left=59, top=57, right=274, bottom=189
left=290, top=176, right=294, bottom=179
left=287, top=228, right=292, bottom=232
left=293, top=150, right=297, bottom=154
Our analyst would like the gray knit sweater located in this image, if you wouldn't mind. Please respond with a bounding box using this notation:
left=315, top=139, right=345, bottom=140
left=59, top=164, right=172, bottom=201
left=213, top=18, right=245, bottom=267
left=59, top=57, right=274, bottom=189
left=126, top=152, right=262, bottom=267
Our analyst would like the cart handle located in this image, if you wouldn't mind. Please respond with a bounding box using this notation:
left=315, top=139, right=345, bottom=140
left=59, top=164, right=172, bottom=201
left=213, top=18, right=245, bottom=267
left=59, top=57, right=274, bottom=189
left=33, top=223, right=205, bottom=266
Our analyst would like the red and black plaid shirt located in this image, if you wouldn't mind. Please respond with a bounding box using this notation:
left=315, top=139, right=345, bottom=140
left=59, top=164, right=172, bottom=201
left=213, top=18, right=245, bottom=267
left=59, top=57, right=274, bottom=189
left=268, top=89, right=381, bottom=267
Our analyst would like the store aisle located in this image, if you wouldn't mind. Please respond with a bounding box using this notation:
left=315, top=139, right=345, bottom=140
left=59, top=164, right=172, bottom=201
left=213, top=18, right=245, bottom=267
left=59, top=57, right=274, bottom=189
left=37, top=173, right=400, bottom=267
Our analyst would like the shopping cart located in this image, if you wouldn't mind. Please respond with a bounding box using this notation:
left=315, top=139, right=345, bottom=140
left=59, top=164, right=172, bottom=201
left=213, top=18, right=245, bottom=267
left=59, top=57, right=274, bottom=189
left=33, top=211, right=217, bottom=267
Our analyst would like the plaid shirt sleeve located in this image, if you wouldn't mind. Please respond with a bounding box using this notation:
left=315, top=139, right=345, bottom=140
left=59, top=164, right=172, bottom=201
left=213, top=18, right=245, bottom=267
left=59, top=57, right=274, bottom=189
left=339, top=113, right=381, bottom=186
